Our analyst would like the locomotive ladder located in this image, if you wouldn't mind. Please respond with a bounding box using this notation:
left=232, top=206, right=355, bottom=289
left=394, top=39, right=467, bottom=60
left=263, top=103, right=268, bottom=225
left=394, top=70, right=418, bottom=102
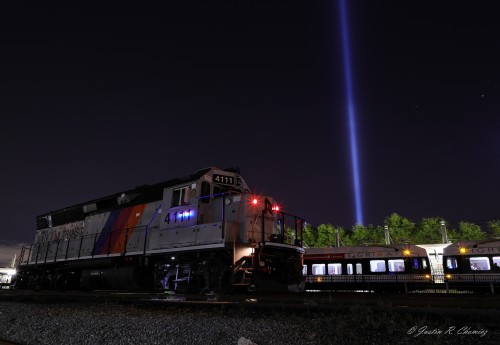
left=233, top=256, right=254, bottom=287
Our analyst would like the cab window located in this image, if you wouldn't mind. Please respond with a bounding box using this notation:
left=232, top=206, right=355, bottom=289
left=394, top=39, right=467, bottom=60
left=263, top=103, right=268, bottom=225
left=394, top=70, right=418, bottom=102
left=446, top=257, right=458, bottom=269
left=200, top=181, right=211, bottom=204
left=213, top=185, right=225, bottom=196
left=172, top=186, right=189, bottom=207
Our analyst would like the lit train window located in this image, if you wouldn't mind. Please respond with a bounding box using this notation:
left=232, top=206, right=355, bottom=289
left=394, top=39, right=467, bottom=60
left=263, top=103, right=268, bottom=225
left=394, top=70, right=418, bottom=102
left=356, top=263, right=362, bottom=275
left=493, top=257, right=500, bottom=269
left=422, top=259, right=428, bottom=269
left=347, top=264, right=353, bottom=275
left=470, top=257, right=490, bottom=271
left=302, top=265, right=308, bottom=276
left=447, top=257, right=457, bottom=269
left=312, top=264, right=326, bottom=275
left=370, top=260, right=386, bottom=273
left=327, top=263, right=342, bottom=275
left=388, top=259, right=405, bottom=272
left=413, top=258, right=419, bottom=270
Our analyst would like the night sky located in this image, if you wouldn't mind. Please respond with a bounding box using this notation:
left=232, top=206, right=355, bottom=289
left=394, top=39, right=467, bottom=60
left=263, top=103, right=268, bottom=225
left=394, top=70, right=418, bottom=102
left=1, top=1, right=499, bottom=248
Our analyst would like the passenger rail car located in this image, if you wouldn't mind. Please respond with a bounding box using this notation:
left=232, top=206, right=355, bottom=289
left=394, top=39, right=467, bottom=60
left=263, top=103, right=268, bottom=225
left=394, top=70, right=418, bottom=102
left=0, top=268, right=16, bottom=289
left=15, top=167, right=306, bottom=293
left=304, top=245, right=432, bottom=292
left=443, top=239, right=500, bottom=293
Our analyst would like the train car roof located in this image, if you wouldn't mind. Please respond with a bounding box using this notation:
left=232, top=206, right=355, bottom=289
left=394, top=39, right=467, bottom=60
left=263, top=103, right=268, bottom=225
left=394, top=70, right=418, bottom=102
left=443, top=239, right=500, bottom=255
left=305, top=244, right=428, bottom=257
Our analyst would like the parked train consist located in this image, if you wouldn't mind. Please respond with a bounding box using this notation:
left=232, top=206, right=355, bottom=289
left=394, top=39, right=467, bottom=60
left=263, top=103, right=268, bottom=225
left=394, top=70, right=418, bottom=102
left=16, top=167, right=306, bottom=293
left=443, top=239, right=500, bottom=293
left=304, top=244, right=432, bottom=292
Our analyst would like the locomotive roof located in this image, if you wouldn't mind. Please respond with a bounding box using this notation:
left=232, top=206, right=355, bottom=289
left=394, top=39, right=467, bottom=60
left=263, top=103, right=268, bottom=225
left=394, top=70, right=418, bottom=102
left=35, top=166, right=241, bottom=229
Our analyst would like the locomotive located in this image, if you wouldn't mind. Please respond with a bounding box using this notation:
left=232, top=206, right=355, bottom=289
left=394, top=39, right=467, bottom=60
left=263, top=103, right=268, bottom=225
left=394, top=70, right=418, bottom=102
left=16, top=167, right=306, bottom=293
left=303, top=244, right=433, bottom=292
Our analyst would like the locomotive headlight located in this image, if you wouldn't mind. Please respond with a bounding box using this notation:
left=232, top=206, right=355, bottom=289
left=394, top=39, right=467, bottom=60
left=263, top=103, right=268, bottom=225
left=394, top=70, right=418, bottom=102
left=446, top=274, right=452, bottom=279
left=403, top=249, right=411, bottom=256
left=425, top=274, right=431, bottom=279
left=459, top=247, right=467, bottom=254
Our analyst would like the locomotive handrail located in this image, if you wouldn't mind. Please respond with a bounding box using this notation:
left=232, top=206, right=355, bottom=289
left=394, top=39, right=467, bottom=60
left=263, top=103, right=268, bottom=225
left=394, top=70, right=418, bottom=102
left=143, top=204, right=162, bottom=255
left=19, top=225, right=150, bottom=265
left=19, top=218, right=240, bottom=266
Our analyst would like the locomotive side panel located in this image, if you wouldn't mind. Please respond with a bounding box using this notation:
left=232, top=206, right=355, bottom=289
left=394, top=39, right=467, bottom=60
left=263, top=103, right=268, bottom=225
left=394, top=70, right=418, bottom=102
left=87, top=204, right=146, bottom=257
left=81, top=212, right=111, bottom=257
left=126, top=202, right=162, bottom=254
left=29, top=221, right=85, bottom=264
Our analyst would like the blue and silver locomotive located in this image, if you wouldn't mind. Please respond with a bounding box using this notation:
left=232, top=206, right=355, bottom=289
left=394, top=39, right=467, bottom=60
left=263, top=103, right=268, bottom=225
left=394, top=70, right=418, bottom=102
left=16, top=167, right=306, bottom=293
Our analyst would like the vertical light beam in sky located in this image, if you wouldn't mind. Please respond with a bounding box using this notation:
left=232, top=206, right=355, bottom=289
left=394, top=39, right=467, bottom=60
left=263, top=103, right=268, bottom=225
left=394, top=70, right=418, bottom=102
left=338, top=0, right=363, bottom=225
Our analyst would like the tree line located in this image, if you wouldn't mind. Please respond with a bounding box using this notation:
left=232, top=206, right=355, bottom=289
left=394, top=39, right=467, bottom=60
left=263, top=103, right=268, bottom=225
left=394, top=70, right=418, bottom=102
left=301, top=213, right=500, bottom=248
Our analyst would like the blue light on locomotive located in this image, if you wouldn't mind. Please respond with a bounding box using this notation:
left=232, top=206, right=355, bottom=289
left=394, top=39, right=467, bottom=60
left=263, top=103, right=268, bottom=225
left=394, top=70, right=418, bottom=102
left=177, top=210, right=194, bottom=220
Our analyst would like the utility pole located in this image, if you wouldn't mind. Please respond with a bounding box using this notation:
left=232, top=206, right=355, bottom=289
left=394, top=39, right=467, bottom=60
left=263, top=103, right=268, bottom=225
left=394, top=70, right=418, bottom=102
left=440, top=220, right=448, bottom=244
left=384, top=225, right=391, bottom=245
left=335, top=227, right=340, bottom=247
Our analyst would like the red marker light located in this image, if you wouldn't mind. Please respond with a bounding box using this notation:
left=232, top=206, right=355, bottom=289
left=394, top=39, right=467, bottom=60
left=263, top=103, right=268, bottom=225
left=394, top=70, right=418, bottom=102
left=252, top=198, right=258, bottom=205
left=272, top=205, right=280, bottom=212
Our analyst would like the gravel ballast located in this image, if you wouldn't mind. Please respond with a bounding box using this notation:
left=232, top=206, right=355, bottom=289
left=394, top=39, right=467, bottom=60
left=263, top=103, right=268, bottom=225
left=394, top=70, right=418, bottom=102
left=0, top=301, right=498, bottom=345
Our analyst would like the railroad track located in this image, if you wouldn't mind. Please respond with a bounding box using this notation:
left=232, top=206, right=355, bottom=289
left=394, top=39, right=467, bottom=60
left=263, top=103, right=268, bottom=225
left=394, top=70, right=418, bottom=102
left=1, top=289, right=500, bottom=314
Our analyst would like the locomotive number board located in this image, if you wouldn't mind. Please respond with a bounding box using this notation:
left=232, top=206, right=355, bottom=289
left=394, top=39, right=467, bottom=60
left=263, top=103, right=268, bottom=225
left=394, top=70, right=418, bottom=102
left=213, top=174, right=234, bottom=185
